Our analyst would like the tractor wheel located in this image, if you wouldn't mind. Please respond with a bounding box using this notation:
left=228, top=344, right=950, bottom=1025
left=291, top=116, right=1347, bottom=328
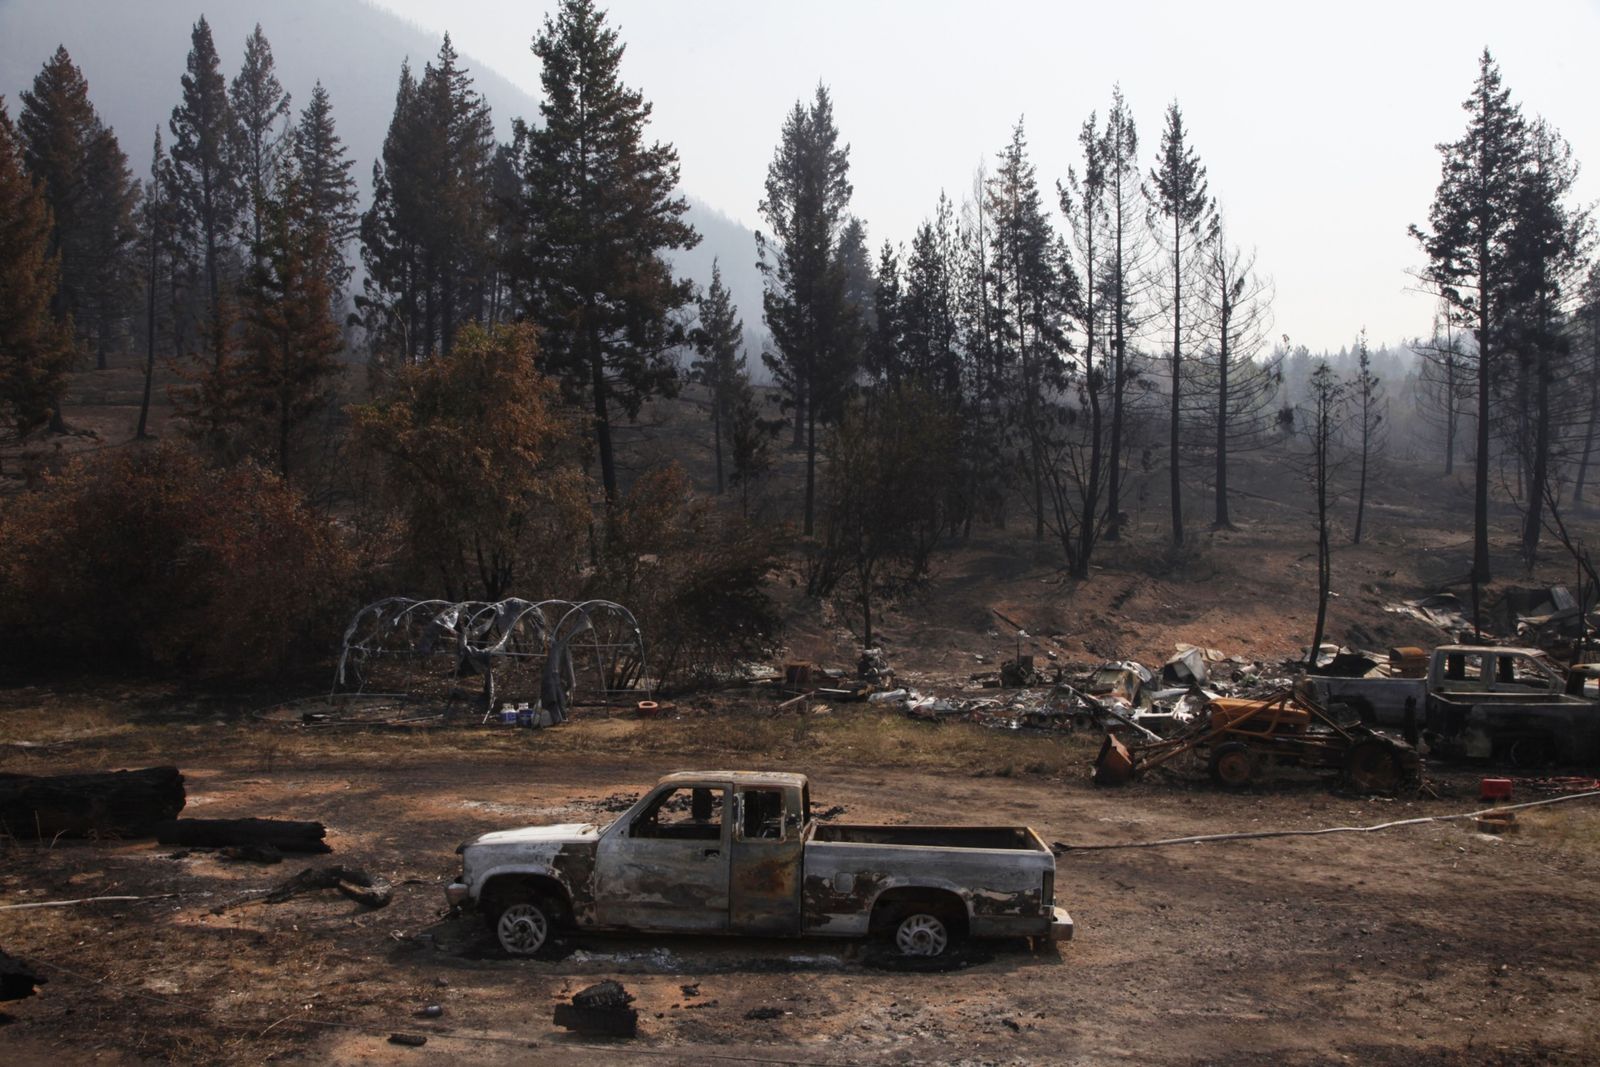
left=1345, top=738, right=1406, bottom=794
left=1208, top=742, right=1256, bottom=788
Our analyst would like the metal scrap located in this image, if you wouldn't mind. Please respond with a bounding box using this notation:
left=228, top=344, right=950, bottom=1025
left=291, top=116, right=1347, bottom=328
left=328, top=597, right=649, bottom=717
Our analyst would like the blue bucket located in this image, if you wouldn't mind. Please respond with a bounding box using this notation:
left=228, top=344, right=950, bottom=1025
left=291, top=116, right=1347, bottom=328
left=498, top=708, right=519, bottom=725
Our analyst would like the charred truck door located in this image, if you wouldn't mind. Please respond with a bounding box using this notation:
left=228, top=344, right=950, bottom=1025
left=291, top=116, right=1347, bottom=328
left=729, top=783, right=804, bottom=934
left=594, top=782, right=731, bottom=932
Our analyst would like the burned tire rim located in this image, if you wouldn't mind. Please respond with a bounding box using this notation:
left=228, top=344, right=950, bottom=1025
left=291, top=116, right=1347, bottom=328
left=496, top=901, right=551, bottom=955
left=1210, top=743, right=1254, bottom=788
left=1509, top=736, right=1554, bottom=768
left=894, top=912, right=950, bottom=957
left=1346, top=741, right=1402, bottom=793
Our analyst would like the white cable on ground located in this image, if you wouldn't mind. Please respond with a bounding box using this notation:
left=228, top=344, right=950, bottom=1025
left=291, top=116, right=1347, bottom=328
left=1054, top=788, right=1600, bottom=852
left=0, top=894, right=177, bottom=911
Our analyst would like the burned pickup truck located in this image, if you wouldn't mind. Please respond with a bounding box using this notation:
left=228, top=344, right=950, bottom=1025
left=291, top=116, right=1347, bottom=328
left=1424, top=645, right=1600, bottom=766
left=446, top=770, right=1072, bottom=958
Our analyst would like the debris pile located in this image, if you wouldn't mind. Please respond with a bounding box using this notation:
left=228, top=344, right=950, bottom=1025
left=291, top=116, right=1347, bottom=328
left=554, top=980, right=639, bottom=1037
left=1092, top=689, right=1422, bottom=794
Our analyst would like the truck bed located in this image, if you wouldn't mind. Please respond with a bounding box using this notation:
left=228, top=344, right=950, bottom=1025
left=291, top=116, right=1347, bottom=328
left=811, top=824, right=1047, bottom=851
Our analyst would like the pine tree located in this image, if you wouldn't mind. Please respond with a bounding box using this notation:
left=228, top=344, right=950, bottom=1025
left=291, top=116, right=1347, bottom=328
left=838, top=216, right=876, bottom=344
left=360, top=39, right=496, bottom=362
left=868, top=240, right=904, bottom=386
left=168, top=16, right=241, bottom=322
left=517, top=0, right=698, bottom=504
left=417, top=35, right=495, bottom=354
left=1411, top=50, right=1529, bottom=583
left=357, top=62, right=418, bottom=360
left=759, top=84, right=856, bottom=537
left=986, top=119, right=1071, bottom=542
left=19, top=45, right=140, bottom=370
left=903, top=193, right=971, bottom=534
left=726, top=380, right=776, bottom=519
left=901, top=193, right=961, bottom=399
left=690, top=261, right=746, bottom=495
left=957, top=163, right=1004, bottom=531
left=79, top=121, right=140, bottom=369
left=136, top=129, right=176, bottom=440
left=291, top=82, right=359, bottom=304
left=241, top=169, right=344, bottom=479
left=230, top=24, right=291, bottom=260
left=1503, top=120, right=1590, bottom=562
left=1148, top=101, right=1215, bottom=546
left=0, top=101, right=75, bottom=438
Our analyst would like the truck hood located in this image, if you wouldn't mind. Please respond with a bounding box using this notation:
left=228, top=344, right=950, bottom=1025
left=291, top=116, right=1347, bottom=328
left=469, top=823, right=600, bottom=847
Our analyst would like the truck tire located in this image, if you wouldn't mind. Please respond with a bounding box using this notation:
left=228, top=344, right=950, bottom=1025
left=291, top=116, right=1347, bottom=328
left=886, top=902, right=962, bottom=958
left=1208, top=742, right=1256, bottom=788
left=487, top=890, right=559, bottom=957
left=1508, top=735, right=1555, bottom=768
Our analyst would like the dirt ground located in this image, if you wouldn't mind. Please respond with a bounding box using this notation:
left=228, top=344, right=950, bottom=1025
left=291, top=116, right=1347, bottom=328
left=4, top=694, right=1600, bottom=1066
left=6, top=362, right=1600, bottom=1064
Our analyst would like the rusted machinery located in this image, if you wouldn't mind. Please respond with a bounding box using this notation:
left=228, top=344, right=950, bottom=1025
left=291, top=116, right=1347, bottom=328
left=1092, top=689, right=1420, bottom=793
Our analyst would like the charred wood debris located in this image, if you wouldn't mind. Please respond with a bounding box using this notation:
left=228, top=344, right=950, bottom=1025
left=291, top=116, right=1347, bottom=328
left=755, top=583, right=1597, bottom=783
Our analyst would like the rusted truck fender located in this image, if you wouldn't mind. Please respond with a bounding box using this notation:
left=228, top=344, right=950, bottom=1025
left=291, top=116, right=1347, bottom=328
left=466, top=861, right=571, bottom=901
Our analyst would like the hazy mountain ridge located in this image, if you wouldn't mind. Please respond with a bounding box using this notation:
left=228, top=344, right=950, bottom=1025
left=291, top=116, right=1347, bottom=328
left=0, top=0, right=769, bottom=363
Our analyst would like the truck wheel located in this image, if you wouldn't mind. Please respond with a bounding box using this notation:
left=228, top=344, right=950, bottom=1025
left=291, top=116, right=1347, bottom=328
left=491, top=894, right=555, bottom=956
left=1208, top=742, right=1256, bottom=788
left=893, top=908, right=953, bottom=958
left=1509, top=735, right=1555, bottom=768
left=1345, top=738, right=1403, bottom=794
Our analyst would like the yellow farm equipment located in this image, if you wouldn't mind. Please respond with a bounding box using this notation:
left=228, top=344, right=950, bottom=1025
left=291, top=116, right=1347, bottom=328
left=1092, top=689, right=1421, bottom=793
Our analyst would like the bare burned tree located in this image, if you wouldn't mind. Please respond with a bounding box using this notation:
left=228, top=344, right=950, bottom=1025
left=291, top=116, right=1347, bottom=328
left=1350, top=331, right=1388, bottom=545
left=1099, top=87, right=1154, bottom=542
left=1052, top=111, right=1116, bottom=576
left=1289, top=359, right=1352, bottom=665
left=1184, top=216, right=1277, bottom=529
left=1411, top=298, right=1475, bottom=476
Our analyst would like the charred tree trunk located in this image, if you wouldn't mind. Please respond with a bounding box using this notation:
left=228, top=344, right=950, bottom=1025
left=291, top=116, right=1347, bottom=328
left=0, top=767, right=185, bottom=840
left=155, top=817, right=330, bottom=853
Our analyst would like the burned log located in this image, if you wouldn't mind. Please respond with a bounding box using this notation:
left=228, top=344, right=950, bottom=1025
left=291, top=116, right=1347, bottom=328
left=155, top=817, right=329, bottom=854
left=0, top=767, right=184, bottom=840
